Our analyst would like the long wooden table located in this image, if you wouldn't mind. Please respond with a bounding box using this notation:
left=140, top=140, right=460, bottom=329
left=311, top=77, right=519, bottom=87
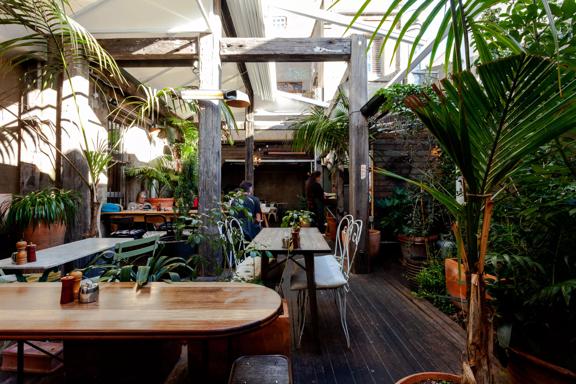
left=0, top=238, right=131, bottom=281
left=101, top=209, right=198, bottom=223
left=0, top=282, right=282, bottom=382
left=248, top=227, right=331, bottom=346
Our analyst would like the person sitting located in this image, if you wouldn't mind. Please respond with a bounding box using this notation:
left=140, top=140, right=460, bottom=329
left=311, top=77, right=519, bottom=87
left=237, top=181, right=262, bottom=241
left=127, top=190, right=152, bottom=210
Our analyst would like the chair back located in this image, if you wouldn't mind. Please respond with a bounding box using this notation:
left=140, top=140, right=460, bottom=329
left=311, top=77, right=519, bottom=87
left=334, top=215, right=363, bottom=280
left=114, top=236, right=160, bottom=263
left=224, top=217, right=246, bottom=268
left=333, top=214, right=354, bottom=264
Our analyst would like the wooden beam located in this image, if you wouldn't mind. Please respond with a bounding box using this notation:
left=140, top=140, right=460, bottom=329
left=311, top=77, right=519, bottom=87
left=220, top=0, right=254, bottom=101
left=348, top=34, right=370, bottom=274
left=220, top=37, right=350, bottom=62
left=98, top=37, right=351, bottom=65
left=244, top=107, right=254, bottom=185
left=197, top=19, right=222, bottom=266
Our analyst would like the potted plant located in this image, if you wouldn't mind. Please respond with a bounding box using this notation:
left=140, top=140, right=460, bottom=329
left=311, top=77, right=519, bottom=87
left=125, top=156, right=179, bottom=209
left=281, top=210, right=313, bottom=232
left=0, top=189, right=79, bottom=250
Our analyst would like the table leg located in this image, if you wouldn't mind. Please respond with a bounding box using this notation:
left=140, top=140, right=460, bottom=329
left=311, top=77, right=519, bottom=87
left=303, top=252, right=319, bottom=346
left=17, top=340, right=24, bottom=384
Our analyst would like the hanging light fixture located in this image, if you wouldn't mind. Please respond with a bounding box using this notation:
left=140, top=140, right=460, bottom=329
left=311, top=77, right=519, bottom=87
left=180, top=89, right=251, bottom=108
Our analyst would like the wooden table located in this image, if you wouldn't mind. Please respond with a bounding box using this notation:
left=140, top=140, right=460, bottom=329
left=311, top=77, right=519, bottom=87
left=0, top=238, right=131, bottom=281
left=248, top=227, right=331, bottom=345
left=0, top=282, right=282, bottom=383
left=101, top=209, right=198, bottom=223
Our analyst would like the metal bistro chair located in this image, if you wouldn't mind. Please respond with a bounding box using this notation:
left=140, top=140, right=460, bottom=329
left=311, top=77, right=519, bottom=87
left=290, top=214, right=363, bottom=348
left=219, top=217, right=246, bottom=270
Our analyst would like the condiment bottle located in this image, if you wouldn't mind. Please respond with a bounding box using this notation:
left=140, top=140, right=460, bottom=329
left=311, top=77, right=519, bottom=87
left=69, top=270, right=83, bottom=299
left=60, top=276, right=75, bottom=304
left=15, top=240, right=28, bottom=265
left=26, top=242, right=37, bottom=263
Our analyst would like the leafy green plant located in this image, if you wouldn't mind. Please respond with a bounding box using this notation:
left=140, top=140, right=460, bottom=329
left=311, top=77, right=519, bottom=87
left=376, top=187, right=412, bottom=239
left=281, top=210, right=313, bottom=230
left=414, top=261, right=456, bottom=315
left=375, top=84, right=438, bottom=117
left=125, top=156, right=179, bottom=197
left=0, top=188, right=79, bottom=230
left=86, top=248, right=194, bottom=288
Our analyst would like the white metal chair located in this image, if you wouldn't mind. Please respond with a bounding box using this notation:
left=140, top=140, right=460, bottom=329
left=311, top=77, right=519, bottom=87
left=268, top=202, right=278, bottom=223
left=290, top=214, right=363, bottom=348
left=219, top=217, right=248, bottom=270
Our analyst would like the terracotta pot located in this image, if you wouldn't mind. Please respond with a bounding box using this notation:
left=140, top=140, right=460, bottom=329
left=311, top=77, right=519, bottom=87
left=395, top=371, right=461, bottom=384
left=444, top=258, right=497, bottom=310
left=397, top=234, right=438, bottom=260
left=326, top=215, right=337, bottom=241
left=368, top=229, right=381, bottom=260
left=404, top=256, right=428, bottom=291
left=148, top=197, right=174, bottom=210
left=445, top=258, right=467, bottom=301
left=23, top=222, right=66, bottom=250
left=508, top=347, right=576, bottom=384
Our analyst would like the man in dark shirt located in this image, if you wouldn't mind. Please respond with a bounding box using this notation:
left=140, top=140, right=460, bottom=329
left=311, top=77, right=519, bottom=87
left=238, top=180, right=262, bottom=240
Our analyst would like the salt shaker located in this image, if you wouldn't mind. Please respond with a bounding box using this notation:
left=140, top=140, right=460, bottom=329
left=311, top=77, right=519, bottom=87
left=79, top=280, right=99, bottom=304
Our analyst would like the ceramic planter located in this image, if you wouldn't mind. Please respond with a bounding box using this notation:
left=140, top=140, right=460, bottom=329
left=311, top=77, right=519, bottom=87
left=148, top=197, right=174, bottom=210
left=395, top=371, right=461, bottom=384
left=23, top=222, right=66, bottom=250
left=397, top=234, right=438, bottom=261
left=508, top=347, right=576, bottom=384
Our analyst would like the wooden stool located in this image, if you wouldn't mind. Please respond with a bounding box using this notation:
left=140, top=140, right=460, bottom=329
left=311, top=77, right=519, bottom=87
left=228, top=355, right=291, bottom=384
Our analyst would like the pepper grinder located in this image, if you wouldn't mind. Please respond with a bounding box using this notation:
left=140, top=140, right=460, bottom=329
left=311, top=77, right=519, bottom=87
left=69, top=270, right=83, bottom=299
left=60, top=276, right=75, bottom=304
left=15, top=240, right=27, bottom=265
left=26, top=242, right=37, bottom=263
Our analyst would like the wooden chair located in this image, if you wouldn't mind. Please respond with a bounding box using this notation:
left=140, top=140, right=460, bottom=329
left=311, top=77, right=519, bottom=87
left=290, top=214, right=363, bottom=348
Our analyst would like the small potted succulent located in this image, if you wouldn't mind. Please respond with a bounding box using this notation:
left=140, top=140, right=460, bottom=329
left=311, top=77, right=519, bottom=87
left=0, top=188, right=79, bottom=249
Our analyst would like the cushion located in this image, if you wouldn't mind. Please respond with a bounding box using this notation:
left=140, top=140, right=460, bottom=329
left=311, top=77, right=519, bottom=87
left=290, top=255, right=347, bottom=290
left=110, top=229, right=146, bottom=239
left=101, top=203, right=121, bottom=212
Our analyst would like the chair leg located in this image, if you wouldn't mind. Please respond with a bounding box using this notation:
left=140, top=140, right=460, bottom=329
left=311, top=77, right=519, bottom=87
left=295, top=290, right=308, bottom=348
left=336, top=287, right=350, bottom=348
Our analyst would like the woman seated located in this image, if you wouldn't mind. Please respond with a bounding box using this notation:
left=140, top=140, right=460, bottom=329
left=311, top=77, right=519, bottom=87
left=127, top=190, right=152, bottom=210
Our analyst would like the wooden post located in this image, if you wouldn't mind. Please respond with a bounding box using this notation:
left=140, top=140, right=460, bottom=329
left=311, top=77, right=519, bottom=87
left=348, top=34, right=370, bottom=274
left=198, top=17, right=223, bottom=267
left=244, top=106, right=254, bottom=184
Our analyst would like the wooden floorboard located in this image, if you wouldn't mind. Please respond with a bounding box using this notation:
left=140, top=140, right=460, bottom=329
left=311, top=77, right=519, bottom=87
left=288, top=265, right=465, bottom=384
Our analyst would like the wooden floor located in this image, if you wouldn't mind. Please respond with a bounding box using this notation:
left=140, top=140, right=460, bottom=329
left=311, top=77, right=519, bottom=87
left=0, top=264, right=465, bottom=384
left=289, top=265, right=465, bottom=384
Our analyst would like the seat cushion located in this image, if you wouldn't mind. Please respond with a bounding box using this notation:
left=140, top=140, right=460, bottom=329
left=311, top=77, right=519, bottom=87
left=290, top=255, right=347, bottom=290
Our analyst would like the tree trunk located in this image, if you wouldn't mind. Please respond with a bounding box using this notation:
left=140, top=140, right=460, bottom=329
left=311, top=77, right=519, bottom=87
left=87, top=188, right=99, bottom=238
left=336, top=166, right=345, bottom=215
left=466, top=273, right=492, bottom=384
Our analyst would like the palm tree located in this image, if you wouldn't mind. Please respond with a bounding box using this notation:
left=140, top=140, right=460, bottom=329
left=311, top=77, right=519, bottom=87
left=291, top=91, right=349, bottom=213
left=347, top=1, right=575, bottom=383
left=0, top=0, right=125, bottom=237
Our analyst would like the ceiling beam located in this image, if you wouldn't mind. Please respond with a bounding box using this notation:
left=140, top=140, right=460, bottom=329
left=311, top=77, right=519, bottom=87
left=272, top=3, right=417, bottom=45
left=220, top=0, right=253, bottom=101
left=98, top=37, right=351, bottom=65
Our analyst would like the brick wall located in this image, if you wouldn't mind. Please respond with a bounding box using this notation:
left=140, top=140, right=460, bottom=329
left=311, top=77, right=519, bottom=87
left=371, top=114, right=440, bottom=200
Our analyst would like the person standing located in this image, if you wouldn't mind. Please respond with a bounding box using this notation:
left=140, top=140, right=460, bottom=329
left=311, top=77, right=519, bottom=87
left=238, top=180, right=262, bottom=240
left=305, top=171, right=326, bottom=233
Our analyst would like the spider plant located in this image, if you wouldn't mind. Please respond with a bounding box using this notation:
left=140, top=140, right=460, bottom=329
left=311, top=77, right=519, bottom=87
left=0, top=188, right=79, bottom=230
